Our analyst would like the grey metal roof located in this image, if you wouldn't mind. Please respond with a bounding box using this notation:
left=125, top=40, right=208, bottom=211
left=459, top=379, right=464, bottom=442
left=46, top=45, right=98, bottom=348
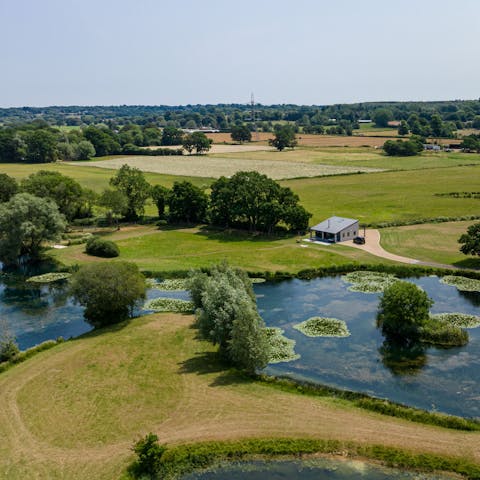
left=310, top=216, right=358, bottom=234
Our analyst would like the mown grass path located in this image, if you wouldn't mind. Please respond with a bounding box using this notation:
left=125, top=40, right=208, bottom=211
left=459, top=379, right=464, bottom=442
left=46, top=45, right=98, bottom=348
left=0, top=314, right=479, bottom=479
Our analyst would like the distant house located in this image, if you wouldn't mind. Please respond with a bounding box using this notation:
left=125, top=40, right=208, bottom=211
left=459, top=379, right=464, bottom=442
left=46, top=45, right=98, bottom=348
left=310, top=216, right=359, bottom=243
left=358, top=119, right=372, bottom=124
left=423, top=144, right=441, bottom=151
left=387, top=121, right=401, bottom=127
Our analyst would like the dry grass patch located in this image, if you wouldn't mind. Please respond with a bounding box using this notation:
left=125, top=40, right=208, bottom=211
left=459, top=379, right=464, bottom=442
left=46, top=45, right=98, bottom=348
left=83, top=156, right=381, bottom=180
left=206, top=132, right=399, bottom=147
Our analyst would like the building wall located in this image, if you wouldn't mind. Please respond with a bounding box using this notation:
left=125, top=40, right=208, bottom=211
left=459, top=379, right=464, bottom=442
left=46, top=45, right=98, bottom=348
left=337, top=222, right=359, bottom=242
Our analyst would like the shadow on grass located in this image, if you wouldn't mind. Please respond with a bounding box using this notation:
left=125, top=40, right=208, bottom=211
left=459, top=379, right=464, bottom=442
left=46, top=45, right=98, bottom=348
left=178, top=351, right=251, bottom=387
left=194, top=226, right=295, bottom=244
left=452, top=258, right=480, bottom=270
left=69, top=317, right=132, bottom=342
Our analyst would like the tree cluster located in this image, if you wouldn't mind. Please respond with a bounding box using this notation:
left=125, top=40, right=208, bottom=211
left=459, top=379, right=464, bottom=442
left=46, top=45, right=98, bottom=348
left=187, top=263, right=270, bottom=373
left=383, top=138, right=423, bottom=156
left=396, top=113, right=456, bottom=138
left=230, top=125, right=252, bottom=143
left=269, top=125, right=297, bottom=151
left=458, top=222, right=480, bottom=256
left=182, top=131, right=212, bottom=154
left=377, top=281, right=433, bottom=345
left=460, top=134, right=480, bottom=152
left=0, top=193, right=66, bottom=265
left=69, top=262, right=146, bottom=327
left=210, top=171, right=311, bottom=233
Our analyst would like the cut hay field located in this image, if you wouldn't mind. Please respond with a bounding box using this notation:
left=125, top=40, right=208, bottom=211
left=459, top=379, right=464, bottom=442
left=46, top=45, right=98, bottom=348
left=206, top=132, right=400, bottom=147
left=381, top=221, right=480, bottom=268
left=213, top=147, right=480, bottom=171
left=51, top=225, right=387, bottom=272
left=82, top=155, right=382, bottom=180
left=1, top=313, right=479, bottom=479
left=146, top=144, right=275, bottom=154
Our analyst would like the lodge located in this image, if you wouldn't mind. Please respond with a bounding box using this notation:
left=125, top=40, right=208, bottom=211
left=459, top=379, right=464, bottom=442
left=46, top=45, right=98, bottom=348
left=309, top=216, right=359, bottom=243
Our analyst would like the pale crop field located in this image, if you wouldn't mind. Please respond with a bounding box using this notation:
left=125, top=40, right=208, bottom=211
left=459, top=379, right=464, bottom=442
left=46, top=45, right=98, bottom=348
left=145, top=144, right=275, bottom=154
left=82, top=156, right=382, bottom=180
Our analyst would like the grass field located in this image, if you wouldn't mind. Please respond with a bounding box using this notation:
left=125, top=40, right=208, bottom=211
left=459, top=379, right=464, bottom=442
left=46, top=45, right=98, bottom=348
left=51, top=225, right=387, bottom=272
left=381, top=221, right=480, bottom=267
left=1, top=313, right=479, bottom=479
left=0, top=163, right=211, bottom=192
left=285, top=165, right=480, bottom=225
left=3, top=159, right=480, bottom=228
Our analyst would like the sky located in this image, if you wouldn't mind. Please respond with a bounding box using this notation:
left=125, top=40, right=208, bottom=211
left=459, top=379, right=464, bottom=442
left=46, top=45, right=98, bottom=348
left=0, top=0, right=479, bottom=107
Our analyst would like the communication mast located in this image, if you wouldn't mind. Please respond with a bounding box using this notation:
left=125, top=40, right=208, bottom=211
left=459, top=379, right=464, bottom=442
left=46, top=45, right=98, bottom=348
left=250, top=92, right=260, bottom=141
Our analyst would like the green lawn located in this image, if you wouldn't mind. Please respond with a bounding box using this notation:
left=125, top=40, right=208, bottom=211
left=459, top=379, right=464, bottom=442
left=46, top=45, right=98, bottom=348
left=0, top=162, right=212, bottom=192
left=380, top=221, right=480, bottom=268
left=212, top=148, right=480, bottom=171
left=51, top=226, right=388, bottom=272
left=283, top=165, right=480, bottom=225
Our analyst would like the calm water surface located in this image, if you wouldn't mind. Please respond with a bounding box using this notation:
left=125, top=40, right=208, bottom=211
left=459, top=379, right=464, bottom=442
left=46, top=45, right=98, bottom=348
left=0, top=271, right=188, bottom=350
left=256, top=276, right=480, bottom=418
left=182, top=459, right=455, bottom=479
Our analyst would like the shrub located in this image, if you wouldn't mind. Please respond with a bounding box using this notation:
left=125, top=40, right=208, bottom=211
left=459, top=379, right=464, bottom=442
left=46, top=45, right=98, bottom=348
left=85, top=236, right=119, bottom=258
left=131, top=433, right=166, bottom=477
left=421, top=318, right=469, bottom=347
left=0, top=337, right=19, bottom=363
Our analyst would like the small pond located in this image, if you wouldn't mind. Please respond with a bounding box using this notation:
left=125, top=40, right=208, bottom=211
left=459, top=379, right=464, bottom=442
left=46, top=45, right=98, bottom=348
left=256, top=275, right=480, bottom=418
left=181, top=458, right=455, bottom=479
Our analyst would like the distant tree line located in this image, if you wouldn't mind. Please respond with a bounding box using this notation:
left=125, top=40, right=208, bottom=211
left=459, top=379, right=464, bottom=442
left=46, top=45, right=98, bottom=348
left=0, top=122, right=214, bottom=163
left=2, top=100, right=480, bottom=136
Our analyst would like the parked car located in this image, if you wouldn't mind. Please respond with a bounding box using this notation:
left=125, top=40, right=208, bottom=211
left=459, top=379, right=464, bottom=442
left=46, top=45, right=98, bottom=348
left=353, top=236, right=365, bottom=245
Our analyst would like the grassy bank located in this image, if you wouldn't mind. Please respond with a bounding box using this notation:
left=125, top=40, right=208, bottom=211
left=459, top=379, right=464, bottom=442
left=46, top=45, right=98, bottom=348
left=150, top=438, right=480, bottom=480
left=2, top=314, right=480, bottom=479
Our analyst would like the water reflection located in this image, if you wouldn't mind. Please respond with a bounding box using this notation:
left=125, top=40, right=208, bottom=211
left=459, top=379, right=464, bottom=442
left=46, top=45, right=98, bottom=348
left=256, top=276, right=480, bottom=417
left=458, top=289, right=480, bottom=307
left=379, top=340, right=427, bottom=376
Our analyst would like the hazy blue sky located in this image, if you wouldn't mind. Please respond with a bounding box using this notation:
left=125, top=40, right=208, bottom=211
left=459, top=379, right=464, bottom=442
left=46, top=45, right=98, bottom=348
left=1, top=0, right=479, bottom=107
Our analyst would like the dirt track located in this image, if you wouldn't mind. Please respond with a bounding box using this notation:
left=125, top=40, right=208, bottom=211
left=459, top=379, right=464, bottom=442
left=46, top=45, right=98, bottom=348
left=345, top=229, right=419, bottom=264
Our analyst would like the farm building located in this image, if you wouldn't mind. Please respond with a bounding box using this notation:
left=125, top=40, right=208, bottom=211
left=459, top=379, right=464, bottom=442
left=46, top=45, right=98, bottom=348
left=309, top=216, right=359, bottom=243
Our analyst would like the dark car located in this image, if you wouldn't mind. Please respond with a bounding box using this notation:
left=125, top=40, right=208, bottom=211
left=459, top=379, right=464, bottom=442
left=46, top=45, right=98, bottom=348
left=353, top=236, right=365, bottom=245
